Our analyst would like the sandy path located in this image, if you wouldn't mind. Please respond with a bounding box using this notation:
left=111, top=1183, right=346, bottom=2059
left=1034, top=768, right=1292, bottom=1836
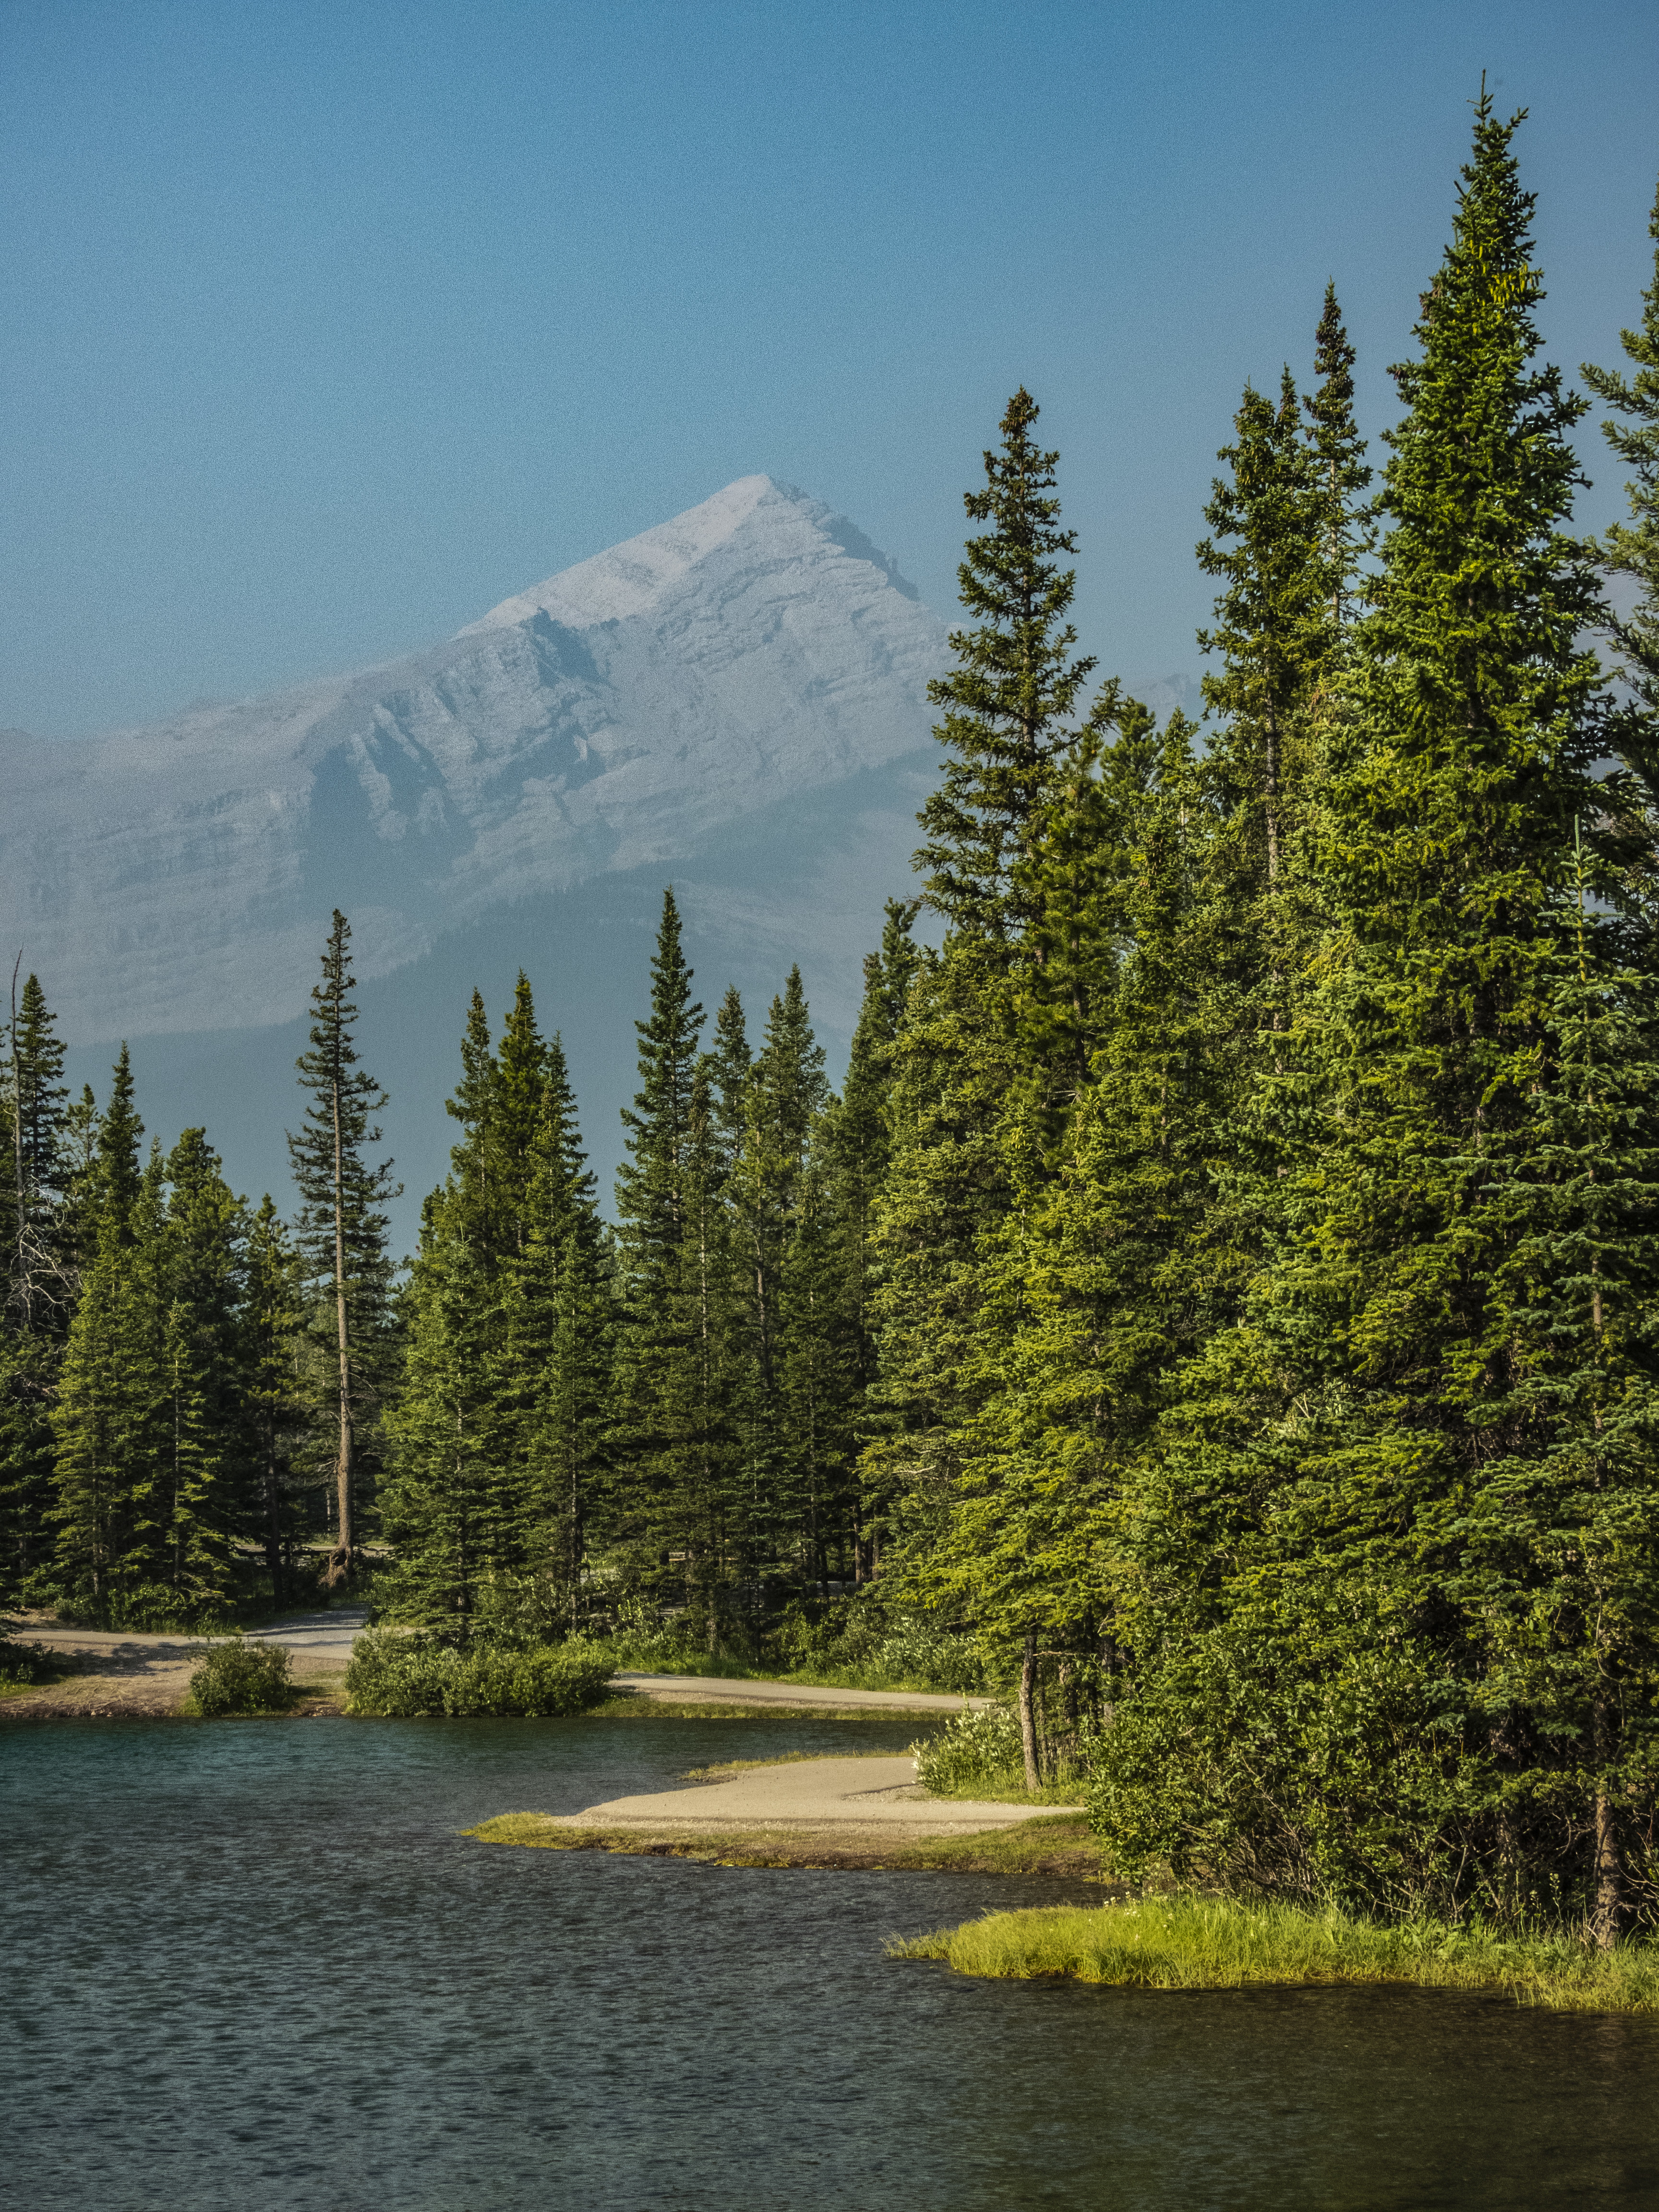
left=612, top=1671, right=991, bottom=1714
left=549, top=1754, right=1072, bottom=1831
left=1, top=1612, right=359, bottom=1719
left=3, top=1618, right=989, bottom=1722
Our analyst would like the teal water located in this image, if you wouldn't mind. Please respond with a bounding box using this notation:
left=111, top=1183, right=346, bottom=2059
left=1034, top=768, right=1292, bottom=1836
left=4, top=1715, right=1658, bottom=2210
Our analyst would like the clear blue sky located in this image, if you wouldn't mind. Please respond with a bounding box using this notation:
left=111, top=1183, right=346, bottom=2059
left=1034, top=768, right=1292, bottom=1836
left=3, top=0, right=1656, bottom=737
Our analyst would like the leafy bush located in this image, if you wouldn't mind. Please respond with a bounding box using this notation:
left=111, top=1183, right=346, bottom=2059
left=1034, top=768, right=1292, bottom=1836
left=913, top=1704, right=1026, bottom=1795
left=0, top=1636, right=66, bottom=1688
left=346, top=1631, right=614, bottom=1718
left=186, top=1638, right=294, bottom=1716
left=768, top=1599, right=991, bottom=1693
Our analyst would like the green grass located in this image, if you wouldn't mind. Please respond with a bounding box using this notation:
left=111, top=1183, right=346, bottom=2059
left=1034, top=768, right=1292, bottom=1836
left=594, top=1645, right=987, bottom=1700
left=888, top=1894, right=1659, bottom=2014
left=581, top=1691, right=916, bottom=1722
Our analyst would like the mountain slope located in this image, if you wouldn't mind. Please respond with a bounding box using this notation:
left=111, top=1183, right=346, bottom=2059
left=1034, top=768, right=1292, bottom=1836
left=3, top=475, right=947, bottom=1042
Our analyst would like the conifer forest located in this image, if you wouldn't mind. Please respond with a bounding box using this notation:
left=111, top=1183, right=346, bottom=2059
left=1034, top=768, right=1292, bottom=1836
left=10, top=102, right=1659, bottom=1941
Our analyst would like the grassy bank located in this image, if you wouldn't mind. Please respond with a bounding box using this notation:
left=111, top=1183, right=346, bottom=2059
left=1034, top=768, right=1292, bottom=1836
left=889, top=1896, right=1659, bottom=2014
left=466, top=1810, right=1100, bottom=1876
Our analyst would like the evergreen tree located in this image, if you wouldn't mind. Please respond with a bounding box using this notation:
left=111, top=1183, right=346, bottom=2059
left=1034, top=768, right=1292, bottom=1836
left=50, top=1143, right=168, bottom=1623
left=730, top=969, right=830, bottom=1573
left=1584, top=176, right=1659, bottom=908
left=287, top=912, right=398, bottom=1586
left=0, top=972, right=72, bottom=1597
left=825, top=900, right=920, bottom=1579
left=245, top=1196, right=307, bottom=1608
left=613, top=891, right=706, bottom=1591
left=1303, top=282, right=1375, bottom=639
left=156, top=1129, right=250, bottom=1615
left=514, top=1029, right=612, bottom=1630
left=1196, top=366, right=1331, bottom=1030
left=1096, top=96, right=1634, bottom=1930
left=917, top=387, right=1097, bottom=947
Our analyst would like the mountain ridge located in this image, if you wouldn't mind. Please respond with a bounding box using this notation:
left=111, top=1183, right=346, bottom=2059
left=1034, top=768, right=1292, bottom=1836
left=1, top=477, right=948, bottom=1043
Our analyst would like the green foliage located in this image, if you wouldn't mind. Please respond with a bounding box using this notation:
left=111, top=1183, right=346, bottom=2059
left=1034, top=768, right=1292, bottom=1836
left=912, top=1704, right=1024, bottom=1795
left=0, top=1633, right=66, bottom=1687
left=287, top=909, right=400, bottom=1580
left=185, top=1636, right=295, bottom=1717
left=344, top=1627, right=613, bottom=1717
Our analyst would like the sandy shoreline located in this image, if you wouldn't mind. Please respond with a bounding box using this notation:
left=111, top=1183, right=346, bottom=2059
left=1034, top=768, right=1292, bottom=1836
left=1, top=1618, right=995, bottom=1722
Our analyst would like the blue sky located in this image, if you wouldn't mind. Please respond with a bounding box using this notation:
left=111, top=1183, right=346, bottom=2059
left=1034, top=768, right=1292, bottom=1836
left=3, top=0, right=1656, bottom=737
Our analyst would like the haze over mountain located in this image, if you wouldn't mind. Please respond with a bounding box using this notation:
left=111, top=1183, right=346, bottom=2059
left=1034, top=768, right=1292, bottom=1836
left=7, top=476, right=1195, bottom=1237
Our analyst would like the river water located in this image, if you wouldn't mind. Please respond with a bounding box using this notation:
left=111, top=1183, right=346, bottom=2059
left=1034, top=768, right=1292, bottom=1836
left=4, top=1713, right=1658, bottom=2210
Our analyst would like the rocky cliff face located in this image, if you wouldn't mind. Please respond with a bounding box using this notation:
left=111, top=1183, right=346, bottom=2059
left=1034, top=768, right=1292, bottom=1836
left=3, top=476, right=947, bottom=1041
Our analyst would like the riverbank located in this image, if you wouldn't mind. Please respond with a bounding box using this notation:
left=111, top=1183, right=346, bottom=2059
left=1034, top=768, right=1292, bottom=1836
left=466, top=1751, right=1099, bottom=1875
left=890, top=1895, right=1659, bottom=2015
left=0, top=1617, right=1002, bottom=1724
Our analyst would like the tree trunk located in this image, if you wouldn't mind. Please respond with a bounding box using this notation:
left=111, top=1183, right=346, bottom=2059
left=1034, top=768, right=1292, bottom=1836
left=1592, top=1695, right=1624, bottom=1951
left=263, top=1408, right=284, bottom=1611
left=11, top=953, right=26, bottom=1328
left=1018, top=1635, right=1041, bottom=1791
left=325, top=1064, right=355, bottom=1590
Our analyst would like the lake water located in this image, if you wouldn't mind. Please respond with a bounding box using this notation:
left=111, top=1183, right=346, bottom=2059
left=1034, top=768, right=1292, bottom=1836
left=4, top=1713, right=1658, bottom=2210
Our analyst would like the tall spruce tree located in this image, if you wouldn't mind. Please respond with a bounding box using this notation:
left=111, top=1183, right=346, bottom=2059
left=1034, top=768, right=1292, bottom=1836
left=287, top=912, right=397, bottom=1586
left=514, top=1028, right=612, bottom=1630
left=917, top=387, right=1097, bottom=948
left=1095, top=95, right=1639, bottom=1931
left=1584, top=176, right=1659, bottom=912
left=156, top=1129, right=249, bottom=1614
left=50, top=1095, right=167, bottom=1624
left=0, top=972, right=72, bottom=1597
left=245, top=1195, right=306, bottom=1607
left=613, top=891, right=707, bottom=1594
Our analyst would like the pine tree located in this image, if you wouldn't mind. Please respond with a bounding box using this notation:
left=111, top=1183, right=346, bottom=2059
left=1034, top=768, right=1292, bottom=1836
left=1095, top=96, right=1634, bottom=1926
left=730, top=969, right=829, bottom=1575
left=1584, top=176, right=1659, bottom=915
left=245, top=1196, right=306, bottom=1608
left=824, top=900, right=920, bottom=1580
left=1196, top=366, right=1331, bottom=1030
left=156, top=1129, right=250, bottom=1616
left=287, top=912, right=398, bottom=1587
left=917, top=387, right=1097, bottom=948
left=613, top=891, right=707, bottom=1593
left=514, top=1029, right=612, bottom=1630
left=383, top=987, right=526, bottom=1629
left=382, top=1182, right=506, bottom=1628
left=50, top=1143, right=168, bottom=1624
left=1303, top=282, right=1375, bottom=640
left=91, top=1046, right=144, bottom=1246
left=0, top=972, right=72, bottom=1596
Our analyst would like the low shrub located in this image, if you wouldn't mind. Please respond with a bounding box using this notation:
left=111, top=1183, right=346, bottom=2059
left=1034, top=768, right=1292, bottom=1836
left=913, top=1704, right=1026, bottom=1795
left=346, top=1631, right=614, bottom=1718
left=186, top=1638, right=295, bottom=1716
left=0, top=1636, right=66, bottom=1688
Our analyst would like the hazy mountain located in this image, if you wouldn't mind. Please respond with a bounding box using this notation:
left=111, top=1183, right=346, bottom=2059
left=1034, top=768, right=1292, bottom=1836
left=4, top=476, right=946, bottom=1043
left=10, top=479, right=944, bottom=1230
left=13, top=475, right=1195, bottom=1238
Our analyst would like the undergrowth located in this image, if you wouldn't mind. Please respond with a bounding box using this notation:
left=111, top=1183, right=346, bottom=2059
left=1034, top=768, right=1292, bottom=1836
left=185, top=1638, right=295, bottom=1717
left=346, top=1630, right=613, bottom=1717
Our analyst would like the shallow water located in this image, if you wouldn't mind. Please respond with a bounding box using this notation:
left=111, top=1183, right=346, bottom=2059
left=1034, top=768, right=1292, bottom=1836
left=4, top=1714, right=1658, bottom=2211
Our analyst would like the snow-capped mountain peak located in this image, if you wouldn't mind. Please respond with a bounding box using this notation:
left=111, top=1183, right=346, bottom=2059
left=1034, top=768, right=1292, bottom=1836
left=458, top=474, right=805, bottom=634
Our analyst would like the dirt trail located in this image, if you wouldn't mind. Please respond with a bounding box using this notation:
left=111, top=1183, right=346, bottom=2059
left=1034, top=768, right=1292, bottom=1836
left=548, top=1753, right=1070, bottom=1831
left=1, top=1613, right=358, bottom=1719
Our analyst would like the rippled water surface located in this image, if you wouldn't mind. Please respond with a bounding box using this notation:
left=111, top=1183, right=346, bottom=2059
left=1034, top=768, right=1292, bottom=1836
left=5, top=1714, right=1659, bottom=2210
